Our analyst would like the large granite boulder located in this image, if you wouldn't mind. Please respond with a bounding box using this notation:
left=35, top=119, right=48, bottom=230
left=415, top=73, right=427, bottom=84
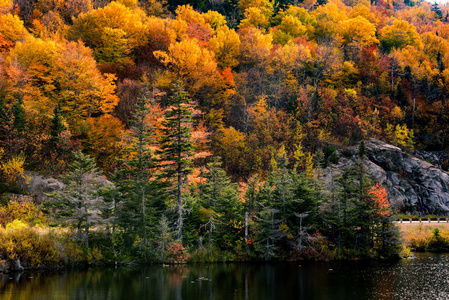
left=20, top=173, right=65, bottom=203
left=322, top=139, right=449, bottom=215
left=20, top=173, right=114, bottom=203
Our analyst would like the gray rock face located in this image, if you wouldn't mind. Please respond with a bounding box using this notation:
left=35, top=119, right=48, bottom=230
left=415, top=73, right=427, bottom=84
left=11, top=259, right=24, bottom=272
left=19, top=172, right=114, bottom=204
left=20, top=173, right=65, bottom=203
left=323, top=139, right=449, bottom=215
left=20, top=173, right=114, bottom=203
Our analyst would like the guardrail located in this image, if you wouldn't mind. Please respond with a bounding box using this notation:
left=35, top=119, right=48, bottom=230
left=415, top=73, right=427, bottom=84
left=396, top=218, right=449, bottom=223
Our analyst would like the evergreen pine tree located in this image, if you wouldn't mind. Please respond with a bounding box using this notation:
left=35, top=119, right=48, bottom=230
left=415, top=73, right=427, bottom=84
left=257, top=208, right=286, bottom=261
left=0, top=95, right=10, bottom=152
left=202, top=157, right=230, bottom=208
left=432, top=2, right=443, bottom=20
left=44, top=151, right=107, bottom=248
left=0, top=95, right=7, bottom=123
left=12, top=95, right=26, bottom=135
left=115, top=93, right=166, bottom=259
left=49, top=104, right=67, bottom=151
left=322, top=142, right=375, bottom=256
left=244, top=175, right=262, bottom=213
left=270, top=146, right=293, bottom=213
left=204, top=157, right=241, bottom=218
left=158, top=81, right=195, bottom=243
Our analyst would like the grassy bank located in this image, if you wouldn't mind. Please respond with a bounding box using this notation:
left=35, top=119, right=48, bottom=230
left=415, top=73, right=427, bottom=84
left=398, top=222, right=449, bottom=252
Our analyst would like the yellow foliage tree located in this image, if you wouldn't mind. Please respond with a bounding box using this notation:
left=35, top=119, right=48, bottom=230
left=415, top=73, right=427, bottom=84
left=239, top=0, right=273, bottom=17
left=349, top=3, right=378, bottom=24
left=83, top=115, right=125, bottom=171
left=51, top=40, right=119, bottom=133
left=305, top=153, right=314, bottom=180
left=0, top=14, right=29, bottom=42
left=68, top=1, right=147, bottom=59
left=145, top=16, right=177, bottom=48
left=175, top=4, right=205, bottom=25
left=209, top=26, right=241, bottom=69
left=338, top=16, right=379, bottom=48
left=7, top=36, right=58, bottom=116
left=313, top=0, right=349, bottom=40
left=0, top=0, right=12, bottom=14
left=273, top=5, right=316, bottom=43
left=239, top=27, right=273, bottom=67
left=239, top=7, right=271, bottom=30
left=94, top=27, right=132, bottom=64
left=385, top=123, right=414, bottom=150
left=116, top=0, right=139, bottom=8
left=422, top=32, right=449, bottom=62
left=271, top=42, right=311, bottom=105
left=272, top=15, right=307, bottom=45
left=203, top=10, right=227, bottom=30
left=380, top=19, right=422, bottom=51
left=7, top=37, right=119, bottom=134
left=0, top=150, right=26, bottom=186
left=154, top=38, right=219, bottom=94
left=213, top=126, right=250, bottom=177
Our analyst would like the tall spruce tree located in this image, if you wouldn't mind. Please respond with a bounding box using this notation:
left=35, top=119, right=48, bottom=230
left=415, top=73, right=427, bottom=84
left=322, top=141, right=376, bottom=256
left=202, top=157, right=240, bottom=215
left=270, top=146, right=294, bottom=213
left=257, top=208, right=286, bottom=261
left=202, top=157, right=241, bottom=249
left=49, top=103, right=67, bottom=150
left=0, top=94, right=25, bottom=157
left=44, top=151, right=106, bottom=248
left=158, top=81, right=194, bottom=243
left=115, top=94, right=165, bottom=259
left=12, top=95, right=26, bottom=135
left=0, top=95, right=11, bottom=153
left=432, top=2, right=443, bottom=20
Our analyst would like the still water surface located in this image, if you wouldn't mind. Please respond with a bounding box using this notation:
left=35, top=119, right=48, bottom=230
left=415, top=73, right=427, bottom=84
left=1, top=253, right=449, bottom=300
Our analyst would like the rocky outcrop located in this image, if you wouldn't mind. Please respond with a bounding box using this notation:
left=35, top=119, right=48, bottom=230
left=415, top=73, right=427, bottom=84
left=20, top=173, right=65, bottom=203
left=322, top=139, right=449, bottom=215
left=19, top=173, right=114, bottom=203
left=0, top=259, right=24, bottom=273
left=415, top=150, right=448, bottom=169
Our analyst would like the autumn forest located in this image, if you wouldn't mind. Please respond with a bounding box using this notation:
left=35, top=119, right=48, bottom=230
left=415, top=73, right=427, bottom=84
left=0, top=0, right=447, bottom=266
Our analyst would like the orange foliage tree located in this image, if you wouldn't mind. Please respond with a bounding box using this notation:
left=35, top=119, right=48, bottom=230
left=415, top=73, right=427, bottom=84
left=369, top=183, right=390, bottom=217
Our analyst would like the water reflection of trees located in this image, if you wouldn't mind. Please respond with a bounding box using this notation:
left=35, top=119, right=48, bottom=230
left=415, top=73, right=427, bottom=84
left=0, top=261, right=427, bottom=300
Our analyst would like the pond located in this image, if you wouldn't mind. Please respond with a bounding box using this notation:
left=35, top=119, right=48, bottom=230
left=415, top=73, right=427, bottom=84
left=1, top=253, right=449, bottom=300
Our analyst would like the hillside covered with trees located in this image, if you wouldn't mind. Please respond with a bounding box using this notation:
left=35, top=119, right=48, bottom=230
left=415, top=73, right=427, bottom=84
left=0, top=0, right=447, bottom=266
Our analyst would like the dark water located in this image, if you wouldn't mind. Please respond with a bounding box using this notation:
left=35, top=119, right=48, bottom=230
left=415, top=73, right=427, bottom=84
left=2, top=253, right=449, bottom=300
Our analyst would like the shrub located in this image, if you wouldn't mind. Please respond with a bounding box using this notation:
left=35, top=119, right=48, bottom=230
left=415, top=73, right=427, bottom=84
left=0, top=196, right=43, bottom=227
left=165, top=242, right=190, bottom=264
left=87, top=247, right=104, bottom=265
left=0, top=224, right=84, bottom=269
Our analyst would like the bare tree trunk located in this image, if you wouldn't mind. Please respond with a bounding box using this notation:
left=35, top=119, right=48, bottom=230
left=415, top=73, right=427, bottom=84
left=244, top=212, right=248, bottom=244
left=208, top=215, right=212, bottom=255
left=177, top=170, right=183, bottom=242
left=84, top=204, right=89, bottom=248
